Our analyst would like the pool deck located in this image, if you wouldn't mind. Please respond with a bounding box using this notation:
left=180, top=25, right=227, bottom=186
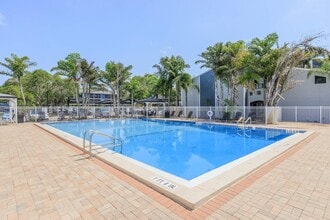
left=0, top=122, right=330, bottom=219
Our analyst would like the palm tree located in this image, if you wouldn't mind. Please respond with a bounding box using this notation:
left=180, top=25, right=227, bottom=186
left=196, top=43, right=231, bottom=106
left=196, top=41, right=245, bottom=105
left=78, top=59, right=99, bottom=106
left=153, top=57, right=172, bottom=102
left=222, top=41, right=246, bottom=105
left=100, top=61, right=132, bottom=113
left=178, top=73, right=199, bottom=106
left=247, top=33, right=281, bottom=105
left=51, top=53, right=81, bottom=105
left=153, top=55, right=190, bottom=106
left=168, top=56, right=190, bottom=106
left=0, top=54, right=36, bottom=105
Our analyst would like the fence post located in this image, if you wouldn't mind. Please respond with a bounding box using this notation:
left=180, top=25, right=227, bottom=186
left=34, top=106, right=37, bottom=122
left=320, top=106, right=322, bottom=124
left=265, top=106, right=267, bottom=125
left=196, top=106, right=198, bottom=119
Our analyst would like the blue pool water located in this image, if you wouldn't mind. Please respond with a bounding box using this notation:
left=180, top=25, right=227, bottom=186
left=48, top=119, right=295, bottom=180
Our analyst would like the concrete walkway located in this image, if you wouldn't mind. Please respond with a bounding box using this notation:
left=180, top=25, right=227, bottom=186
left=0, top=123, right=329, bottom=219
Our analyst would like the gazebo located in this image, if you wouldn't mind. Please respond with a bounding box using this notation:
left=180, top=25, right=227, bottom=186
left=136, top=97, right=167, bottom=118
left=0, top=93, right=18, bottom=123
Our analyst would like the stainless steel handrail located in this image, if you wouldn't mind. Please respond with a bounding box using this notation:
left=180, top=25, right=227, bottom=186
left=83, top=130, right=123, bottom=157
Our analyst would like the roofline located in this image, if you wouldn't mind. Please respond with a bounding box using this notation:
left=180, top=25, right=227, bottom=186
left=0, top=93, right=17, bottom=99
left=192, top=69, right=214, bottom=79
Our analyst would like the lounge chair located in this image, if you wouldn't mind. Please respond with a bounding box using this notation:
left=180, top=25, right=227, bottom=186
left=0, top=112, right=4, bottom=125
left=231, top=111, right=242, bottom=122
left=0, top=112, right=15, bottom=124
left=10, top=113, right=16, bottom=123
left=177, top=111, right=183, bottom=117
left=186, top=111, right=193, bottom=119
left=245, top=111, right=256, bottom=124
left=170, top=111, right=176, bottom=117
left=233, top=112, right=242, bottom=120
left=57, top=112, right=65, bottom=121
left=220, top=112, right=230, bottom=122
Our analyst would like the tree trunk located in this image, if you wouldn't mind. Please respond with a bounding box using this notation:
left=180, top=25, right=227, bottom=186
left=18, top=78, right=26, bottom=105
left=75, top=82, right=80, bottom=106
left=168, top=87, right=172, bottom=106
left=87, top=85, right=91, bottom=106
left=176, top=84, right=180, bottom=106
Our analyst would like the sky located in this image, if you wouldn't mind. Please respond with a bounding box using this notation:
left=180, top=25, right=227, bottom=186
left=1, top=0, right=330, bottom=85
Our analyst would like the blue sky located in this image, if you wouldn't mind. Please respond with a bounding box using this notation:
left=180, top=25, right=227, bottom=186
left=1, top=0, right=329, bottom=85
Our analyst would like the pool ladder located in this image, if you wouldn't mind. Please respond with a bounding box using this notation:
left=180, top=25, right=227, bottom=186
left=83, top=130, right=123, bottom=157
left=236, top=117, right=251, bottom=137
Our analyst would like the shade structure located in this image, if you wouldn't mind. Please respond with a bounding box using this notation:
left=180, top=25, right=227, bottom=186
left=95, top=99, right=132, bottom=105
left=136, top=97, right=167, bottom=103
left=136, top=97, right=167, bottom=119
left=0, top=93, right=17, bottom=123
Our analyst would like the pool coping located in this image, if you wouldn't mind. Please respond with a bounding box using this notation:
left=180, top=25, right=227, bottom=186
left=35, top=121, right=313, bottom=210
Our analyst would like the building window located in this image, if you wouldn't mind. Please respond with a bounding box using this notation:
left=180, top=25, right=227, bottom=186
left=315, top=76, right=326, bottom=84
left=250, top=92, right=253, bottom=96
left=256, top=90, right=262, bottom=95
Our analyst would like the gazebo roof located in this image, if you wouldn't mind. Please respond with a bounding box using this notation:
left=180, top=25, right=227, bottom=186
left=136, top=97, right=167, bottom=103
left=0, top=93, right=17, bottom=99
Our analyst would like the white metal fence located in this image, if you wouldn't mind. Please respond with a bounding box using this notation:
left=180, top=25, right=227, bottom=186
left=1, top=105, right=330, bottom=124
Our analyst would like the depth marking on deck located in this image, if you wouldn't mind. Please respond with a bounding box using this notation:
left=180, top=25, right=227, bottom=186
left=151, top=176, right=177, bottom=189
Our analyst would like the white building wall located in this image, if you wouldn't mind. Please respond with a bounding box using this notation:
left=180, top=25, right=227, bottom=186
left=236, top=86, right=244, bottom=106
left=183, top=68, right=330, bottom=109
left=248, top=89, right=264, bottom=104
left=214, top=80, right=231, bottom=106
left=215, top=83, right=249, bottom=107
left=181, top=76, right=200, bottom=106
left=279, top=68, right=330, bottom=106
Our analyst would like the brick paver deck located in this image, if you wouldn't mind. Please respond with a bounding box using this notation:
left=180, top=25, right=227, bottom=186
left=0, top=123, right=329, bottom=219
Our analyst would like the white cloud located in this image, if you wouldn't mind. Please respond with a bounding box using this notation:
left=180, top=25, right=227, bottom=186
left=0, top=13, right=5, bottom=26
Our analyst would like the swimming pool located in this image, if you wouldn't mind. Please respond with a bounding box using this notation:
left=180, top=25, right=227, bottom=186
left=48, top=119, right=295, bottom=180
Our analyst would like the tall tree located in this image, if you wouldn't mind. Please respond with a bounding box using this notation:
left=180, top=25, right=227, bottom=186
left=153, top=55, right=190, bottom=106
left=196, top=41, right=245, bottom=105
left=265, top=34, right=328, bottom=106
left=50, top=74, right=75, bottom=106
left=223, top=41, right=246, bottom=104
left=0, top=54, right=36, bottom=105
left=196, top=43, right=227, bottom=105
left=77, top=59, right=99, bottom=106
left=23, top=69, right=52, bottom=106
left=234, top=50, right=260, bottom=90
left=247, top=33, right=282, bottom=105
left=153, top=57, right=172, bottom=101
left=101, top=61, right=132, bottom=113
left=178, top=73, right=199, bottom=106
left=125, top=74, right=158, bottom=101
left=51, top=53, right=81, bottom=105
